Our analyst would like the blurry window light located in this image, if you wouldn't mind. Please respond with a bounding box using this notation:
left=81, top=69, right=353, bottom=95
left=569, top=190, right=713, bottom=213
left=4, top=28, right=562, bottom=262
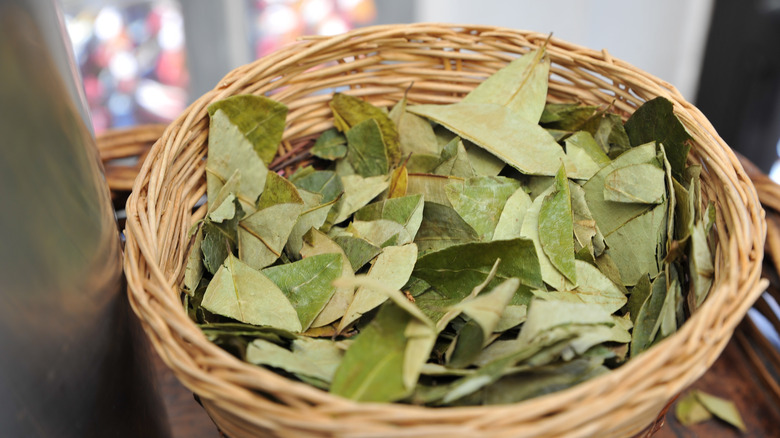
left=251, top=0, right=376, bottom=57
left=63, top=0, right=188, bottom=133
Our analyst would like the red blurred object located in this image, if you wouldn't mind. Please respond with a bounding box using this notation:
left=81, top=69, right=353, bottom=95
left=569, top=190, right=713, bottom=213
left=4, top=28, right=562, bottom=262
left=156, top=49, right=188, bottom=86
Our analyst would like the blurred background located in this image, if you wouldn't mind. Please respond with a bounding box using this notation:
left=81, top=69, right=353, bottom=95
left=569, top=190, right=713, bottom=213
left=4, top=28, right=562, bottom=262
left=59, top=0, right=780, bottom=177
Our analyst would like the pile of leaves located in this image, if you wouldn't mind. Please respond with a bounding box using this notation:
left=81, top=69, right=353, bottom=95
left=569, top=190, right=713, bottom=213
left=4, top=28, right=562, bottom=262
left=183, top=46, right=716, bottom=405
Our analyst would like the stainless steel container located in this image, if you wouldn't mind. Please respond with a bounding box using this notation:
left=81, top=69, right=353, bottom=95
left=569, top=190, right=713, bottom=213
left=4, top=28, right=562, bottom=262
left=0, top=1, right=172, bottom=436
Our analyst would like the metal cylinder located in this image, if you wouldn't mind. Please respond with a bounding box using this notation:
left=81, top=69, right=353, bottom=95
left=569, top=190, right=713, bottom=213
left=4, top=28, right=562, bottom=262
left=0, top=1, right=172, bottom=436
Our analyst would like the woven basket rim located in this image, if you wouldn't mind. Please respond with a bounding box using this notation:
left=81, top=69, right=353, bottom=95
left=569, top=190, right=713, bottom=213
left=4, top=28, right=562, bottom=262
left=123, top=22, right=767, bottom=437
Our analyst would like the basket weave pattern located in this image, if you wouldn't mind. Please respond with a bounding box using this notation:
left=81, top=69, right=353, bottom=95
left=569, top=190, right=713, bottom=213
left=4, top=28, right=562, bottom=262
left=124, top=24, right=767, bottom=438
left=97, top=124, right=165, bottom=191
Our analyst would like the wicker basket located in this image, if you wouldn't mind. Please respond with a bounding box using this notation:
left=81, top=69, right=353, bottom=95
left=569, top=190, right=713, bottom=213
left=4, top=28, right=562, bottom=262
left=96, top=124, right=166, bottom=229
left=124, top=24, right=767, bottom=438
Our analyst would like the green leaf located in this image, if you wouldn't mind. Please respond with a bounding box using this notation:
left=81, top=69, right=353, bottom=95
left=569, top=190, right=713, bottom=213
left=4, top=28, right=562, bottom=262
left=672, top=177, right=694, bottom=243
left=704, top=202, right=716, bottom=233
left=330, top=303, right=410, bottom=402
left=463, top=140, right=506, bottom=176
left=238, top=187, right=305, bottom=270
left=300, top=229, right=355, bottom=328
left=492, top=187, right=533, bottom=241
left=338, top=243, right=418, bottom=332
left=409, top=103, right=590, bottom=178
left=593, top=253, right=627, bottom=294
left=687, top=165, right=704, bottom=222
left=694, top=390, right=747, bottom=432
left=538, top=166, right=577, bottom=284
left=332, top=234, right=382, bottom=272
left=657, top=277, right=679, bottom=339
left=624, top=97, right=692, bottom=182
left=533, top=260, right=627, bottom=314
left=689, top=219, right=714, bottom=310
left=246, top=337, right=346, bottom=383
left=346, top=118, right=390, bottom=177
left=582, top=142, right=657, bottom=237
left=603, top=202, right=666, bottom=286
left=451, top=278, right=521, bottom=342
left=418, top=363, right=475, bottom=377
left=207, top=95, right=288, bottom=165
left=183, top=225, right=205, bottom=295
left=413, top=239, right=543, bottom=305
left=414, top=202, right=480, bottom=254
left=569, top=181, right=606, bottom=258
left=406, top=173, right=456, bottom=206
left=208, top=169, right=246, bottom=219
left=256, top=171, right=304, bottom=210
left=545, top=129, right=570, bottom=142
left=390, top=96, right=441, bottom=157
left=290, top=169, right=344, bottom=204
left=446, top=319, right=486, bottom=368
left=431, top=259, right=501, bottom=331
left=209, top=193, right=238, bottom=223
left=310, top=128, right=347, bottom=160
left=334, top=156, right=356, bottom=177
left=406, top=154, right=441, bottom=174
left=201, top=254, right=301, bottom=331
left=206, top=109, right=269, bottom=208
left=405, top=277, right=434, bottom=298
left=330, top=174, right=389, bottom=224
left=284, top=190, right=333, bottom=259
left=659, top=147, right=676, bottom=271
left=349, top=219, right=412, bottom=247
left=198, top=322, right=297, bottom=343
left=261, top=253, right=342, bottom=331
left=675, top=391, right=713, bottom=426
left=330, top=93, right=401, bottom=165
left=494, top=305, right=528, bottom=332
left=354, top=194, right=424, bottom=241
left=603, top=163, right=665, bottom=204
left=201, top=220, right=235, bottom=275
left=461, top=47, right=550, bottom=124
left=519, top=185, right=571, bottom=291
left=526, top=175, right=555, bottom=199
left=560, top=315, right=631, bottom=361
left=630, top=273, right=667, bottom=356
left=626, top=274, right=651, bottom=324
left=564, top=131, right=610, bottom=180
left=594, top=113, right=631, bottom=158
left=434, top=137, right=476, bottom=178
left=445, top=176, right=521, bottom=241
left=403, top=317, right=438, bottom=391
left=540, top=103, right=599, bottom=129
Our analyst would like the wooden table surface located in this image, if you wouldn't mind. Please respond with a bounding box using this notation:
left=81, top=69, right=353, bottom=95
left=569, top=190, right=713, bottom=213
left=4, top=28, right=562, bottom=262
left=149, top=320, right=780, bottom=438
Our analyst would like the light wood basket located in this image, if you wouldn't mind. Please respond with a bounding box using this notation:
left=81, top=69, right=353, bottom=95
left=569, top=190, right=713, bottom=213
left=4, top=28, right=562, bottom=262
left=123, top=24, right=767, bottom=438
left=96, top=123, right=166, bottom=194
